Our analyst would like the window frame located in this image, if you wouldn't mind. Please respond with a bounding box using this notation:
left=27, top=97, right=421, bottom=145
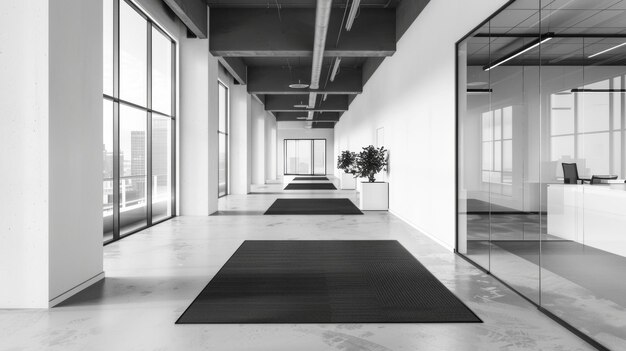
left=217, top=80, right=229, bottom=198
left=283, top=139, right=327, bottom=176
left=103, top=0, right=177, bottom=245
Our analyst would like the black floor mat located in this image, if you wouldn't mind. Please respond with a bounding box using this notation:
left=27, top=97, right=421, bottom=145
left=293, top=176, right=329, bottom=181
left=284, top=183, right=337, bottom=190
left=176, top=240, right=482, bottom=324
left=264, top=198, right=363, bottom=215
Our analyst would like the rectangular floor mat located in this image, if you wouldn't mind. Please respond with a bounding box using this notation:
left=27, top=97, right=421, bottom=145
left=284, top=183, right=337, bottom=190
left=264, top=198, right=363, bottom=215
left=293, top=176, right=329, bottom=181
left=177, top=240, right=482, bottom=324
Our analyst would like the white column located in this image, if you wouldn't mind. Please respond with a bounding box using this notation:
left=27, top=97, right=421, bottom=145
left=0, top=0, right=104, bottom=308
left=251, top=99, right=266, bottom=185
left=179, top=5, right=218, bottom=215
left=264, top=113, right=278, bottom=181
left=229, top=84, right=252, bottom=194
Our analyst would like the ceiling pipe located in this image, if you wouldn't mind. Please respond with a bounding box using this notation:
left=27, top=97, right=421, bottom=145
left=308, top=93, right=318, bottom=109
left=309, top=0, right=332, bottom=92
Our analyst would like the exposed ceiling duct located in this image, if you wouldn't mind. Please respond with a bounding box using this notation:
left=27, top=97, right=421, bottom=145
left=308, top=93, right=318, bottom=109
left=309, top=0, right=332, bottom=91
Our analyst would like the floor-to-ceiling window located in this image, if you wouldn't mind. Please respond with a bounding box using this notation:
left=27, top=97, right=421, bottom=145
left=284, top=139, right=326, bottom=175
left=457, top=1, right=626, bottom=349
left=218, top=81, right=229, bottom=197
left=103, top=0, right=176, bottom=244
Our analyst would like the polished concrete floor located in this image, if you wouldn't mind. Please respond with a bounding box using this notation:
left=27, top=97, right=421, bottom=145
left=0, top=181, right=595, bottom=350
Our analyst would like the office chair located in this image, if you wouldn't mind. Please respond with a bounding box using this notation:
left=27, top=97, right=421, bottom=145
left=562, top=163, right=588, bottom=184
left=591, top=175, right=618, bottom=184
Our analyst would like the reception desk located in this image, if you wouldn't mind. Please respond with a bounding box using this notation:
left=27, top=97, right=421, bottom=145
left=548, top=183, right=626, bottom=257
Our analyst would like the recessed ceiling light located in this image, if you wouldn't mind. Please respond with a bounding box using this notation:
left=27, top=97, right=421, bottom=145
left=467, top=81, right=487, bottom=87
left=294, top=104, right=309, bottom=108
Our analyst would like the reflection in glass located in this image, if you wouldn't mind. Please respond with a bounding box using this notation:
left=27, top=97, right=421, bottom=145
left=119, top=104, right=147, bottom=235
left=151, top=27, right=172, bottom=114
left=103, top=100, right=114, bottom=242
left=120, top=1, right=147, bottom=107
left=458, top=0, right=626, bottom=348
left=152, top=116, right=172, bottom=222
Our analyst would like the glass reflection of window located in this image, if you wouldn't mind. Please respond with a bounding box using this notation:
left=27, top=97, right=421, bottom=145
left=481, top=106, right=513, bottom=191
left=550, top=77, right=623, bottom=179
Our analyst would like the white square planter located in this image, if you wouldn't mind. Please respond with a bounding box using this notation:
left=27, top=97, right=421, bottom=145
left=340, top=173, right=356, bottom=190
left=359, top=182, right=389, bottom=210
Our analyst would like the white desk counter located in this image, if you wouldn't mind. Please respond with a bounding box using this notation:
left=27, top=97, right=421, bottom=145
left=548, top=183, right=626, bottom=257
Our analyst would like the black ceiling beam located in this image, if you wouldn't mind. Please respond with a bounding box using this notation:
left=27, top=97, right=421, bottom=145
left=163, top=0, right=207, bottom=38
left=265, top=94, right=349, bottom=112
left=247, top=66, right=362, bottom=95
left=273, top=111, right=341, bottom=121
left=209, top=8, right=395, bottom=57
left=218, top=57, right=247, bottom=84
left=312, top=122, right=335, bottom=129
left=313, top=112, right=341, bottom=121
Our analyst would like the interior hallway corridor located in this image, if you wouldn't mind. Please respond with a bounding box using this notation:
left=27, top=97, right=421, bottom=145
left=0, top=182, right=593, bottom=350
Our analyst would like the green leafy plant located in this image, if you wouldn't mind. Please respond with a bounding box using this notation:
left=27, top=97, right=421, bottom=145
left=355, top=145, right=388, bottom=182
left=337, top=150, right=357, bottom=174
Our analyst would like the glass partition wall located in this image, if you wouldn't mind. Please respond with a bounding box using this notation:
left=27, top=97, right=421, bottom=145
left=457, top=1, right=626, bottom=349
left=103, top=0, right=176, bottom=244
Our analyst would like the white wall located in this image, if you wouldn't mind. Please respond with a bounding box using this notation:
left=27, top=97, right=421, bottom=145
left=334, top=0, right=508, bottom=250
left=0, top=0, right=51, bottom=308
left=230, top=84, right=252, bottom=194
left=277, top=123, right=335, bottom=178
left=0, top=0, right=105, bottom=307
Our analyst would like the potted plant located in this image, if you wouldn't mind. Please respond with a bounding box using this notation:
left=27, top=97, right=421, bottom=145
left=337, top=150, right=357, bottom=190
left=355, top=145, right=388, bottom=210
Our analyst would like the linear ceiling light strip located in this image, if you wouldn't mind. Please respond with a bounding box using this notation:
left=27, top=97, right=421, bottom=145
left=483, top=33, right=554, bottom=71
left=588, top=42, right=626, bottom=58
left=345, top=0, right=361, bottom=31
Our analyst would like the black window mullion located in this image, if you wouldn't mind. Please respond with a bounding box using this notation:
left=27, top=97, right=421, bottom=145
left=112, top=0, right=121, bottom=241
left=171, top=40, right=177, bottom=214
left=146, top=21, right=153, bottom=224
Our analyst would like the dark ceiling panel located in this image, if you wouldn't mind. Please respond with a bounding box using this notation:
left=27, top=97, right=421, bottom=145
left=265, top=94, right=349, bottom=112
left=209, top=8, right=395, bottom=57
left=205, top=0, right=400, bottom=9
left=247, top=66, right=362, bottom=94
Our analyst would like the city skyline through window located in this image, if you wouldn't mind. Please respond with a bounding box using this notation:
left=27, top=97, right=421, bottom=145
left=103, top=0, right=176, bottom=244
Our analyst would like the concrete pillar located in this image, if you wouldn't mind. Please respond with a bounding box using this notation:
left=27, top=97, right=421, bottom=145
left=265, top=114, right=278, bottom=181
left=229, top=84, right=252, bottom=194
left=251, top=99, right=266, bottom=185
left=179, top=7, right=218, bottom=215
left=0, top=0, right=104, bottom=308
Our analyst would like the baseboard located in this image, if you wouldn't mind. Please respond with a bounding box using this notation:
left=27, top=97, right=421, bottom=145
left=49, top=271, right=105, bottom=308
left=388, top=209, right=455, bottom=252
